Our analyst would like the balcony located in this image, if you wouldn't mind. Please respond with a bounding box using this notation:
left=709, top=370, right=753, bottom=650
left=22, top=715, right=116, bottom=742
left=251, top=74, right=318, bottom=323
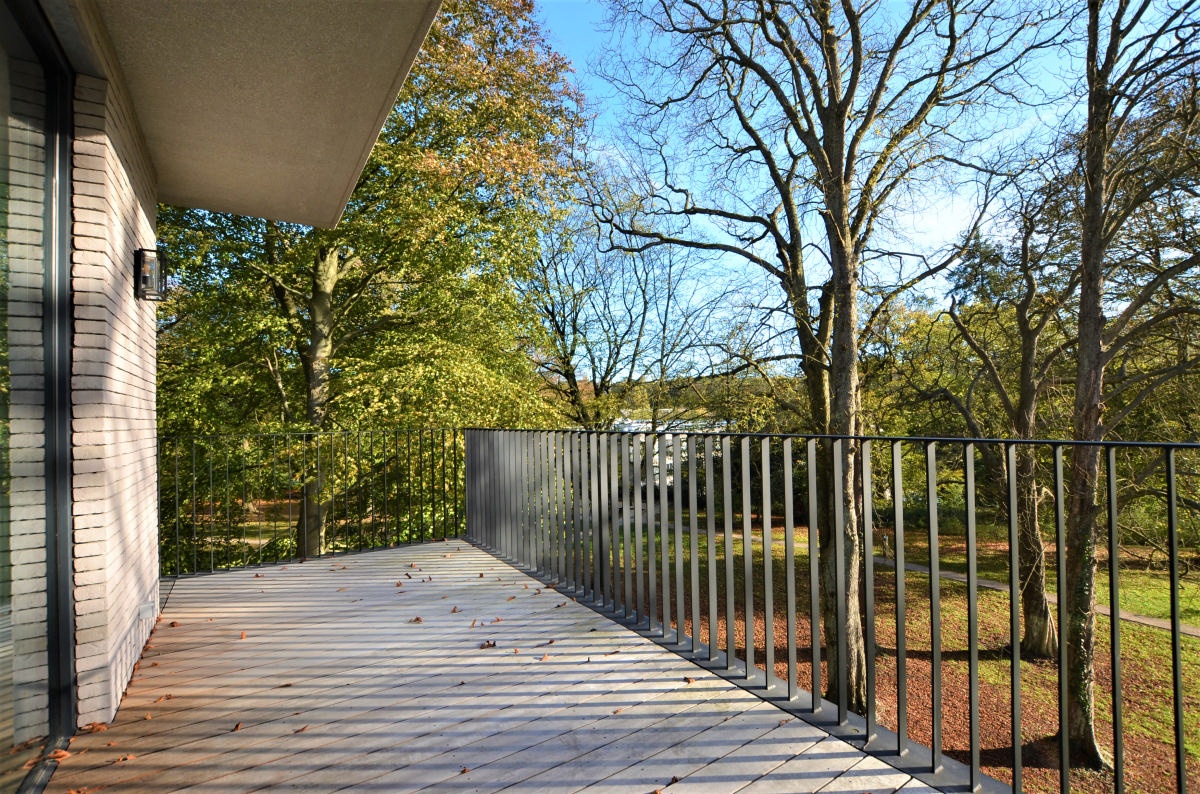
left=46, top=429, right=1198, bottom=792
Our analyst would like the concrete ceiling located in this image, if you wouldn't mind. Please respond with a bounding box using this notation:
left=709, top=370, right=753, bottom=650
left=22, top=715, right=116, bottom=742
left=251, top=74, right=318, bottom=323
left=84, top=0, right=442, bottom=228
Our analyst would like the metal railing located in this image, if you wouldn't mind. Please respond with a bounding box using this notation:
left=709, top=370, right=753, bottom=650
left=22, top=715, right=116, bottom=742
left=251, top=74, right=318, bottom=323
left=159, top=429, right=463, bottom=575
left=465, top=428, right=1199, bottom=794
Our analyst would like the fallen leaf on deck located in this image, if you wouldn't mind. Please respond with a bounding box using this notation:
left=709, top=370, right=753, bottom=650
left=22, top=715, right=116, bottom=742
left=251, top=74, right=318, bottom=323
left=778, top=718, right=791, bottom=726
left=116, top=754, right=135, bottom=762
left=539, top=654, right=550, bottom=661
left=154, top=694, right=174, bottom=703
left=460, top=767, right=469, bottom=774
left=409, top=616, right=423, bottom=624
left=535, top=589, right=542, bottom=595
left=232, top=722, right=242, bottom=732
left=105, top=742, right=115, bottom=747
left=480, top=640, right=496, bottom=649
left=406, top=573, right=413, bottom=579
left=395, top=581, right=404, bottom=587
left=524, top=584, right=529, bottom=589
left=168, top=621, right=180, bottom=628
left=513, top=648, right=519, bottom=654
left=276, top=683, right=293, bottom=688
left=143, top=713, right=152, bottom=720
left=491, top=617, right=503, bottom=624
left=506, top=595, right=516, bottom=602
left=80, top=722, right=108, bottom=733
left=410, top=562, right=418, bottom=568
left=612, top=707, right=625, bottom=714
left=150, top=662, right=159, bottom=667
left=339, top=565, right=348, bottom=570
left=555, top=602, right=566, bottom=608
left=478, top=573, right=484, bottom=578
left=46, top=749, right=70, bottom=761
left=337, top=587, right=347, bottom=592
left=684, top=677, right=695, bottom=685
left=450, top=606, right=462, bottom=613
left=470, top=619, right=477, bottom=628
left=240, top=631, right=247, bottom=640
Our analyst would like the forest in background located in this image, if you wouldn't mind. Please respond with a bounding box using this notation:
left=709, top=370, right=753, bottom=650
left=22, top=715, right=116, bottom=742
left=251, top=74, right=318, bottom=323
left=156, top=0, right=1199, bottom=777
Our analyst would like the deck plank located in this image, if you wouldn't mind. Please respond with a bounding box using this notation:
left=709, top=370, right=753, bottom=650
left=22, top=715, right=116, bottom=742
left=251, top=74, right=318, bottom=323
left=46, top=543, right=929, bottom=793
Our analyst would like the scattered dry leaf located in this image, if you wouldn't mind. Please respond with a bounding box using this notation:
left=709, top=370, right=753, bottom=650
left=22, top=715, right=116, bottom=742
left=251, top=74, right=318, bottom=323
left=337, top=587, right=347, bottom=592
left=778, top=718, right=791, bottom=726
left=524, top=584, right=529, bottom=589
left=240, top=631, right=247, bottom=640
left=105, top=742, right=116, bottom=747
left=340, top=565, right=348, bottom=570
left=478, top=573, right=484, bottom=578
left=556, top=602, right=566, bottom=608
left=506, top=595, right=516, bottom=602
left=117, top=754, right=135, bottom=762
left=470, top=619, right=477, bottom=629
left=409, top=616, right=423, bottom=624
left=154, top=694, right=174, bottom=703
left=450, top=606, right=462, bottom=614
left=80, top=722, right=108, bottom=733
left=612, top=707, right=625, bottom=714
left=491, top=617, right=503, bottom=624
left=232, top=722, right=242, bottom=732
left=46, top=749, right=70, bottom=761
left=254, top=573, right=264, bottom=578
left=479, top=640, right=496, bottom=649
left=460, top=767, right=469, bottom=774
left=150, top=662, right=159, bottom=667
left=168, top=621, right=180, bottom=628
left=513, top=648, right=520, bottom=654
left=143, top=713, right=152, bottom=721
left=539, top=654, right=550, bottom=661
left=684, top=677, right=695, bottom=685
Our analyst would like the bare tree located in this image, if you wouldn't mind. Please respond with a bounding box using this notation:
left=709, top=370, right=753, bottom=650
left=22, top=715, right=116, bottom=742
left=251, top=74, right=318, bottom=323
left=1066, top=0, right=1200, bottom=767
left=600, top=0, right=1061, bottom=710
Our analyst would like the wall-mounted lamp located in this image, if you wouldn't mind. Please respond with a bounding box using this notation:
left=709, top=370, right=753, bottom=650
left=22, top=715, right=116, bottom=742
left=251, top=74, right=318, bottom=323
left=134, top=248, right=166, bottom=301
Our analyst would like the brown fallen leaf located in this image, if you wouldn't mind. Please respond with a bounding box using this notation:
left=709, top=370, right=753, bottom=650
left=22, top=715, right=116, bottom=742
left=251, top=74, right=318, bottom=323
left=277, top=682, right=293, bottom=688
left=491, top=617, right=503, bottom=624
left=670, top=776, right=681, bottom=784
left=150, top=662, right=159, bottom=667
left=105, top=741, right=116, bottom=747
left=154, top=693, right=174, bottom=703
left=778, top=718, right=791, bottom=726
left=340, top=565, right=348, bottom=570
left=240, top=631, right=247, bottom=640
left=612, top=707, right=625, bottom=714
left=232, top=722, right=242, bottom=732
left=410, top=562, right=418, bottom=568
left=294, top=725, right=308, bottom=734
left=535, top=589, right=542, bottom=595
left=46, top=749, right=71, bottom=761
left=555, top=602, right=566, bottom=608
left=405, top=573, right=413, bottom=579
left=337, top=587, right=347, bottom=592
left=281, top=566, right=288, bottom=570
left=479, top=640, right=496, bottom=649
left=143, top=713, right=152, bottom=720
left=80, top=722, right=108, bottom=733
left=524, top=584, right=529, bottom=589
left=409, top=616, right=423, bottom=624
left=478, top=573, right=484, bottom=578
left=513, top=648, right=520, bottom=654
left=444, top=553, right=453, bottom=558
left=470, top=619, right=477, bottom=629
left=506, top=595, right=516, bottom=602
left=168, top=621, right=180, bottom=628
left=450, top=606, right=462, bottom=614
left=684, top=677, right=695, bottom=685
left=460, top=767, right=469, bottom=774
left=117, top=754, right=135, bottom=762
left=395, top=581, right=404, bottom=587
left=539, top=653, right=550, bottom=661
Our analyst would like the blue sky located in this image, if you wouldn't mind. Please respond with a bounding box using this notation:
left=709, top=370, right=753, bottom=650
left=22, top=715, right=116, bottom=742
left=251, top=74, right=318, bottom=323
left=536, top=0, right=610, bottom=104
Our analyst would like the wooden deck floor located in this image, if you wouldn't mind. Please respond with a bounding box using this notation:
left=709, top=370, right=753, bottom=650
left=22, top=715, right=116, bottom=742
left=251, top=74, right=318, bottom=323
left=47, top=543, right=935, bottom=793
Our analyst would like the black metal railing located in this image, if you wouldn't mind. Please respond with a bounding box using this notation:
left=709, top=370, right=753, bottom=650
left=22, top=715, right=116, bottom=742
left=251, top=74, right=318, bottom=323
left=465, top=428, right=1199, bottom=794
left=159, top=429, right=463, bottom=575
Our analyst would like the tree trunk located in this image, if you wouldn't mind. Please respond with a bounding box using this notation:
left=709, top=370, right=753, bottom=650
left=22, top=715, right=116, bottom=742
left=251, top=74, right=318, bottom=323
left=1015, top=446, right=1057, bottom=658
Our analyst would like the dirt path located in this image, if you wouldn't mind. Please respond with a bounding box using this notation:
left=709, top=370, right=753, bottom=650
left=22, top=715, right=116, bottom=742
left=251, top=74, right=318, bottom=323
left=874, top=555, right=1200, bottom=638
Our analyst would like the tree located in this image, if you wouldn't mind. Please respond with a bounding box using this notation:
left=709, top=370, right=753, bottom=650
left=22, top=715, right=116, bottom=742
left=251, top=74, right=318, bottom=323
left=599, top=0, right=1059, bottom=711
left=158, top=0, right=580, bottom=555
left=1066, top=0, right=1200, bottom=767
left=944, top=173, right=1080, bottom=658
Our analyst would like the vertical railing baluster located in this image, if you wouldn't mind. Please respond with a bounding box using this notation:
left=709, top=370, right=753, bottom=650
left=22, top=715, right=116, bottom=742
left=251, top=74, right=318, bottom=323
left=1166, top=448, right=1186, bottom=794
left=863, top=440, right=876, bottom=744
left=926, top=440, right=942, bottom=772
left=688, top=433, right=700, bottom=655
left=635, top=434, right=646, bottom=625
left=648, top=433, right=659, bottom=631
left=723, top=435, right=735, bottom=671
left=1106, top=446, right=1123, bottom=793
left=1007, top=444, right=1021, bottom=793
left=784, top=437, right=797, bottom=701
left=705, top=436, right=718, bottom=662
left=675, top=433, right=685, bottom=646
left=833, top=439, right=848, bottom=724
left=623, top=434, right=634, bottom=620
left=660, top=433, right=671, bottom=639
left=1054, top=444, right=1069, bottom=793
left=762, top=436, right=774, bottom=689
left=742, top=435, right=754, bottom=680
left=965, top=442, right=980, bottom=790
left=808, top=439, right=821, bottom=713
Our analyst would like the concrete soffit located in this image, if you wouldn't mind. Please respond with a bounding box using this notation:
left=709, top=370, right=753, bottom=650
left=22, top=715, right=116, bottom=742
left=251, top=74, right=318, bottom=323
left=45, top=0, right=442, bottom=228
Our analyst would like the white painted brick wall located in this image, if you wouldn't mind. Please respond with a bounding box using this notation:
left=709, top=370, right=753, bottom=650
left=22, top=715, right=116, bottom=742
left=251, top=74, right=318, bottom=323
left=70, top=72, right=159, bottom=728
left=6, top=55, right=50, bottom=744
